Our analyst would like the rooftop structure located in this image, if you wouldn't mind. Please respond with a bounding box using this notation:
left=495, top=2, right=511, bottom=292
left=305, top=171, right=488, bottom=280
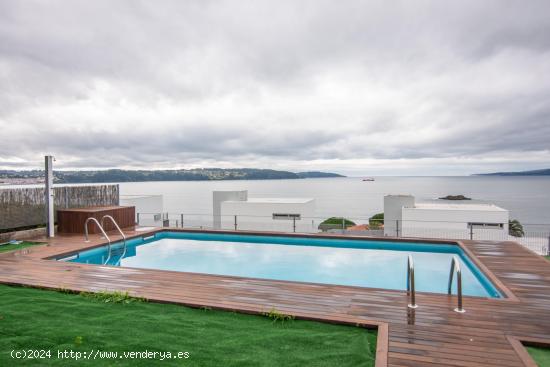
left=411, top=202, right=508, bottom=212
left=384, top=195, right=510, bottom=240
left=213, top=190, right=315, bottom=231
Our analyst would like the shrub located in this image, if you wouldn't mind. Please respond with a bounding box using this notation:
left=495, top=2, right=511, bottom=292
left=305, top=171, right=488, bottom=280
left=369, top=213, right=384, bottom=229
left=509, top=219, right=525, bottom=238
left=318, top=217, right=356, bottom=231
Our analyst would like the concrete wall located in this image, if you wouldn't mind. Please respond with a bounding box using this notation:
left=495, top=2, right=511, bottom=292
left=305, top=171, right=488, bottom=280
left=220, top=199, right=316, bottom=232
left=383, top=194, right=510, bottom=240
left=384, top=195, right=415, bottom=236
left=212, top=190, right=317, bottom=232
left=0, top=226, right=54, bottom=243
left=401, top=207, right=509, bottom=240
left=120, top=194, right=164, bottom=226
left=402, top=207, right=509, bottom=228
left=212, top=191, right=248, bottom=229
left=221, top=200, right=315, bottom=218
left=0, top=185, right=119, bottom=230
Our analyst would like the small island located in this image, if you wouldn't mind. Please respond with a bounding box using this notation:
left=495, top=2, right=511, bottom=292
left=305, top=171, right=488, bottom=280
left=439, top=195, right=472, bottom=201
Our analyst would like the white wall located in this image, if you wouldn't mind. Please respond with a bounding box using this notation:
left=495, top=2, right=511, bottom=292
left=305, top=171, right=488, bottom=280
left=212, top=191, right=248, bottom=229
left=384, top=195, right=415, bottom=236
left=219, top=198, right=316, bottom=232
left=401, top=207, right=509, bottom=240
left=383, top=194, right=510, bottom=240
left=120, top=195, right=164, bottom=226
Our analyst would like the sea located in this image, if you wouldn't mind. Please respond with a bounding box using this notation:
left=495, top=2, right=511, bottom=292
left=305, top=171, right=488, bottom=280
left=118, top=176, right=550, bottom=226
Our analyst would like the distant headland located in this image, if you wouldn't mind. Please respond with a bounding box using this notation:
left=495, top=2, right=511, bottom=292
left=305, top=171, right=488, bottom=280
left=0, top=168, right=345, bottom=184
left=474, top=168, right=550, bottom=176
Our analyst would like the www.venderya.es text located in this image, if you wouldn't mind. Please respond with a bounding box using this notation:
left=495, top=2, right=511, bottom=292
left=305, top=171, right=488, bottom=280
left=11, top=349, right=190, bottom=361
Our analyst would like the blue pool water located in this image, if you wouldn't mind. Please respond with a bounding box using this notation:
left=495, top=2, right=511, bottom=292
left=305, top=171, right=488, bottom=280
left=61, top=232, right=501, bottom=298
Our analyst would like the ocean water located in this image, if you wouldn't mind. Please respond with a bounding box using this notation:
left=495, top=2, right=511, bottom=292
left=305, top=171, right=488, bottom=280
left=119, top=176, right=550, bottom=225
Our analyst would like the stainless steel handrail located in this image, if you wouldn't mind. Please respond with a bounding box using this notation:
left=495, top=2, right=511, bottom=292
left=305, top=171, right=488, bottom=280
left=84, top=217, right=112, bottom=264
left=100, top=215, right=127, bottom=266
left=448, top=256, right=465, bottom=313
left=407, top=254, right=418, bottom=309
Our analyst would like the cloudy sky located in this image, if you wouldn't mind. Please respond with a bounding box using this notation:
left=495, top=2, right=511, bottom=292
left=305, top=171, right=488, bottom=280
left=1, top=0, right=549, bottom=176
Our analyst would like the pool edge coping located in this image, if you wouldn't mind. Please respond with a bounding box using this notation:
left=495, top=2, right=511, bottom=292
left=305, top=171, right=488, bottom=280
left=45, top=227, right=518, bottom=301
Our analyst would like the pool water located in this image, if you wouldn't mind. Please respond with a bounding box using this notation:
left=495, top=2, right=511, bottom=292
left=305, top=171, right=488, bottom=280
left=61, top=232, right=501, bottom=298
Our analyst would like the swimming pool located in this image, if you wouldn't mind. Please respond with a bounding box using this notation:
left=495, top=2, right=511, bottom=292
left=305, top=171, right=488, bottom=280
left=60, top=231, right=501, bottom=298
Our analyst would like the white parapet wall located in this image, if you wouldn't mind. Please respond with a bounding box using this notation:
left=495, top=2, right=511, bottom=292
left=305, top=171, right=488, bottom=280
left=384, top=195, right=415, bottom=236
left=401, top=203, right=509, bottom=240
left=213, top=191, right=248, bottom=229
left=383, top=194, right=510, bottom=241
left=120, top=195, right=164, bottom=226
left=213, top=191, right=316, bottom=232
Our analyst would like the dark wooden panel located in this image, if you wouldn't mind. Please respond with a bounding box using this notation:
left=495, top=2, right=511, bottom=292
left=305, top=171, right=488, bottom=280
left=57, top=206, right=135, bottom=234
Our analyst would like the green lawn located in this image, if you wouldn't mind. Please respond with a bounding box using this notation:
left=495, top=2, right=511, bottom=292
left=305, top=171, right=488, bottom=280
left=0, top=241, right=42, bottom=253
left=0, top=285, right=376, bottom=366
left=527, top=346, right=550, bottom=367
left=528, top=257, right=550, bottom=366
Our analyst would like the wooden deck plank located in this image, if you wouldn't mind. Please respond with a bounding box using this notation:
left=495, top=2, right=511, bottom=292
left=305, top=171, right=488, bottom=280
left=1, top=229, right=549, bottom=366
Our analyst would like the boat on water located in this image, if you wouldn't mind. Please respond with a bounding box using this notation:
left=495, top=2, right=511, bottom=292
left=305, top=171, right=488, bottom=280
left=362, top=178, right=375, bottom=181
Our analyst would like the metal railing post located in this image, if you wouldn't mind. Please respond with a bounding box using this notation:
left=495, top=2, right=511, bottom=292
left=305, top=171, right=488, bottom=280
left=234, top=215, right=238, bottom=231
left=181, top=214, right=184, bottom=228
left=136, top=213, right=140, bottom=225
left=407, top=255, right=418, bottom=309
left=469, top=224, right=474, bottom=240
left=396, top=220, right=400, bottom=237
left=293, top=217, right=296, bottom=233
left=448, top=256, right=465, bottom=313
left=342, top=217, right=345, bottom=233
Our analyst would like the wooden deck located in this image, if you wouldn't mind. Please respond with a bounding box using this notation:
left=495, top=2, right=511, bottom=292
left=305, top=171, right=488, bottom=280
left=1, top=228, right=549, bottom=366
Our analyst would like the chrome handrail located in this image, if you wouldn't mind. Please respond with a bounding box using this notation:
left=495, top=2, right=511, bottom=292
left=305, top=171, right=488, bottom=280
left=101, top=215, right=127, bottom=266
left=407, top=254, right=418, bottom=309
left=448, top=256, right=465, bottom=313
left=84, top=217, right=112, bottom=264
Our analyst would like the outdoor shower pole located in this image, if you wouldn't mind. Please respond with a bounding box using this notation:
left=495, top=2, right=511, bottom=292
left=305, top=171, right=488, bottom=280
left=45, top=155, right=55, bottom=238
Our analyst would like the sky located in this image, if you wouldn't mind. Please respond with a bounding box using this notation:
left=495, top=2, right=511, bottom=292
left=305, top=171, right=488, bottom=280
left=0, top=0, right=549, bottom=176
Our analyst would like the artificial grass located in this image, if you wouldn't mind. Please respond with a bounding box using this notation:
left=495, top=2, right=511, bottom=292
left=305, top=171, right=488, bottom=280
left=0, top=241, right=42, bottom=253
left=527, top=346, right=550, bottom=367
left=0, top=285, right=376, bottom=366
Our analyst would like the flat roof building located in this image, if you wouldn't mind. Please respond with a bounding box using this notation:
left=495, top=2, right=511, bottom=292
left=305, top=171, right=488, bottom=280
left=213, top=191, right=315, bottom=232
left=384, top=195, right=509, bottom=240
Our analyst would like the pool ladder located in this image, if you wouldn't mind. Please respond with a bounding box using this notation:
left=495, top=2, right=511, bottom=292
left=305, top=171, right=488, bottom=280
left=406, top=254, right=465, bottom=313
left=407, top=255, right=418, bottom=309
left=84, top=216, right=127, bottom=266
left=448, top=256, right=465, bottom=313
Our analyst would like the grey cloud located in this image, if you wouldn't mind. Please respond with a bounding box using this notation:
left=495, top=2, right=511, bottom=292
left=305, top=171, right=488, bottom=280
left=1, top=0, right=549, bottom=173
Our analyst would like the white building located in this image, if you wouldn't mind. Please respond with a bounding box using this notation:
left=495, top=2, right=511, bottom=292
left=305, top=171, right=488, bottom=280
left=213, top=190, right=315, bottom=232
left=120, top=194, right=164, bottom=226
left=384, top=195, right=509, bottom=240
